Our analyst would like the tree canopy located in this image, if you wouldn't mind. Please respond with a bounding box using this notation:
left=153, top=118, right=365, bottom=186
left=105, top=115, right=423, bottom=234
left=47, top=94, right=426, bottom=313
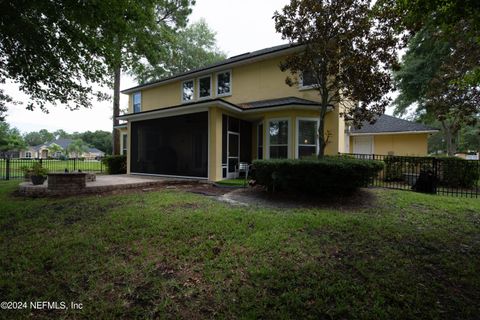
left=0, top=122, right=27, bottom=155
left=274, top=0, right=399, bottom=156
left=131, top=19, right=226, bottom=84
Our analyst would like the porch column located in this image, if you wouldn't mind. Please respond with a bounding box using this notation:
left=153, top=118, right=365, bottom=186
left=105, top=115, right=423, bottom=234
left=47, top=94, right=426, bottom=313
left=208, top=107, right=223, bottom=181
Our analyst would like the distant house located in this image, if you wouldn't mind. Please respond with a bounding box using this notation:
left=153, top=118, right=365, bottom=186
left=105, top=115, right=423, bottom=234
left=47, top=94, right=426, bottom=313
left=19, top=139, right=105, bottom=160
left=347, top=115, right=438, bottom=156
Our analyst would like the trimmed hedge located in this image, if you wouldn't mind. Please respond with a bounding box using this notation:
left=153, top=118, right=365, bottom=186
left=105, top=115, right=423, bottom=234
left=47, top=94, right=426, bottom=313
left=102, top=155, right=127, bottom=174
left=438, top=157, right=479, bottom=188
left=252, top=157, right=384, bottom=195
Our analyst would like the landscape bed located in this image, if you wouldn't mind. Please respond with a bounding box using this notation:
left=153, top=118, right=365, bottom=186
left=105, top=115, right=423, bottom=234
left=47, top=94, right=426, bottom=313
left=0, top=180, right=479, bottom=319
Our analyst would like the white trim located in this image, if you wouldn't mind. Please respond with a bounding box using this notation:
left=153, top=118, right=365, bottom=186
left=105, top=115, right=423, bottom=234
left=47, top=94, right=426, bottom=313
left=122, top=45, right=305, bottom=94
left=349, top=130, right=438, bottom=136
left=197, top=75, right=212, bottom=100
left=133, top=92, right=142, bottom=113
left=215, top=70, right=232, bottom=97
left=266, top=117, right=292, bottom=159
left=226, top=131, right=240, bottom=179
left=130, top=172, right=208, bottom=180
left=295, top=117, right=319, bottom=159
left=181, top=79, right=195, bottom=103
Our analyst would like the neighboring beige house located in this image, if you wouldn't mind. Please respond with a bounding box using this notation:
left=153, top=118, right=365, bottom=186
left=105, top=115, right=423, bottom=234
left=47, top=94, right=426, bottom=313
left=347, top=115, right=438, bottom=156
left=19, top=139, right=105, bottom=160
left=116, top=43, right=438, bottom=181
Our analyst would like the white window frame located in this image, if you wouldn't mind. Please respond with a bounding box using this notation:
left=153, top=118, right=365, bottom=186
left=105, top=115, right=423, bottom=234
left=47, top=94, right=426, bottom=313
left=133, top=92, right=142, bottom=113
left=266, top=117, right=291, bottom=159
left=197, top=75, right=212, bottom=100
left=216, top=70, right=232, bottom=97
left=25, top=151, right=32, bottom=159
left=121, top=133, right=128, bottom=156
left=181, top=79, right=195, bottom=103
left=296, top=117, right=319, bottom=159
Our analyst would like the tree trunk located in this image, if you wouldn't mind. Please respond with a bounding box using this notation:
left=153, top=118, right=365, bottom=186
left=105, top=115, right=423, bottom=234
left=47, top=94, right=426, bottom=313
left=112, top=66, right=121, bottom=155
left=317, top=90, right=329, bottom=158
left=441, top=121, right=457, bottom=156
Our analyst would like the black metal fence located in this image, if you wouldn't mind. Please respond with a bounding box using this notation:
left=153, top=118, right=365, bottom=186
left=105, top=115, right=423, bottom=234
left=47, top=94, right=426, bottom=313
left=0, top=158, right=104, bottom=180
left=342, top=153, right=480, bottom=198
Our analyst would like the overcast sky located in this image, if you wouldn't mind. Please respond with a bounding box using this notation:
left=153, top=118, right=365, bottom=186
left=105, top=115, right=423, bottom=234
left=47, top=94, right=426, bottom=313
left=4, top=0, right=396, bottom=134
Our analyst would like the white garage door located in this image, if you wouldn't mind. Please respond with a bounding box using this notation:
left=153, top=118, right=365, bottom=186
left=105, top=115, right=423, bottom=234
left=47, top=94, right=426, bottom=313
left=353, top=136, right=373, bottom=154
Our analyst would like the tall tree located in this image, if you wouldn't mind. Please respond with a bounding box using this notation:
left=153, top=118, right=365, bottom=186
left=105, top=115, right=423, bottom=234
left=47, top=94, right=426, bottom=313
left=0, top=122, right=27, bottom=156
left=393, top=23, right=480, bottom=156
left=131, top=19, right=227, bottom=84
left=108, top=0, right=194, bottom=155
left=24, top=130, right=55, bottom=146
left=67, top=139, right=89, bottom=158
left=274, top=0, right=398, bottom=156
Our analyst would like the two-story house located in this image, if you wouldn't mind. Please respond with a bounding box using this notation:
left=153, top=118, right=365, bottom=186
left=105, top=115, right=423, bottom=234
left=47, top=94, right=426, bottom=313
left=116, top=43, right=436, bottom=181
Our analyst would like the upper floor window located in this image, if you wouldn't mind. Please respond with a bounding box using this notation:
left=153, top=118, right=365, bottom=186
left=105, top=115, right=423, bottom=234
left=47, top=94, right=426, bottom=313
left=300, top=70, right=317, bottom=88
left=182, top=79, right=195, bottom=102
left=217, top=70, right=232, bottom=96
left=133, top=92, right=141, bottom=113
left=198, top=76, right=211, bottom=99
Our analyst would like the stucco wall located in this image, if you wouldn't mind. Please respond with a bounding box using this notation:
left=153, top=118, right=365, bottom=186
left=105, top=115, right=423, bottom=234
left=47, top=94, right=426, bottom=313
left=349, top=133, right=429, bottom=156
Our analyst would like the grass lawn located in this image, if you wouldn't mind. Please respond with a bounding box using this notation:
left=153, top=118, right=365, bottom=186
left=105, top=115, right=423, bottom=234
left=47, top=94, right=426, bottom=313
left=215, top=178, right=247, bottom=187
left=0, top=181, right=479, bottom=319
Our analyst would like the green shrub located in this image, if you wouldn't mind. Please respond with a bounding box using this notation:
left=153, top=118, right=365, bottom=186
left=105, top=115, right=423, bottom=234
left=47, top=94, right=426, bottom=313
left=102, top=155, right=126, bottom=174
left=437, top=157, right=479, bottom=188
left=383, top=156, right=403, bottom=181
left=252, top=157, right=384, bottom=195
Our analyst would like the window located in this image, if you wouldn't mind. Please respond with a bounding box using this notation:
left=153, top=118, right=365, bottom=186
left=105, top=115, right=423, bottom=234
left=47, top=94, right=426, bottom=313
left=25, top=151, right=32, bottom=158
left=268, top=119, right=289, bottom=159
left=182, top=80, right=195, bottom=102
left=198, top=76, right=211, bottom=99
left=217, top=70, right=231, bottom=96
left=122, top=134, right=128, bottom=156
left=297, top=119, right=318, bottom=158
left=257, top=123, right=263, bottom=159
left=301, top=70, right=316, bottom=88
left=133, top=92, right=141, bottom=113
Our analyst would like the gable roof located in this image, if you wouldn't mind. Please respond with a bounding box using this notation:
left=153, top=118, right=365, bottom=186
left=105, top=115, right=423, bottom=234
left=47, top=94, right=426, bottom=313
left=121, top=43, right=302, bottom=94
left=34, top=139, right=105, bottom=154
left=239, top=97, right=322, bottom=109
left=350, top=115, right=438, bottom=135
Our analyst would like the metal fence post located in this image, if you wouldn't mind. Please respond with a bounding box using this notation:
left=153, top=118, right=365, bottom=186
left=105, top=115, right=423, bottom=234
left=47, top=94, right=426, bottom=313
left=74, top=158, right=77, bottom=171
left=5, top=158, right=10, bottom=181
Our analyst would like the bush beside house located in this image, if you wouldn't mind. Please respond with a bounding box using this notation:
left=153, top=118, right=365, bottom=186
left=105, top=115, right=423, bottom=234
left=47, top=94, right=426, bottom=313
left=102, top=155, right=126, bottom=174
left=253, top=157, right=384, bottom=195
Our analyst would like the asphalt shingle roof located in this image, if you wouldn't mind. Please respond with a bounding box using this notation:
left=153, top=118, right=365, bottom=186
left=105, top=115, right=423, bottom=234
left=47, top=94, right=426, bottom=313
left=239, top=97, right=321, bottom=109
left=351, top=115, right=438, bottom=134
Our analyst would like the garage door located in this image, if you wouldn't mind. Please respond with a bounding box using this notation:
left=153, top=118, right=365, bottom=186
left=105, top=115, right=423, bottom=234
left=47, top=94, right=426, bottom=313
left=131, top=112, right=208, bottom=178
left=353, top=136, right=373, bottom=154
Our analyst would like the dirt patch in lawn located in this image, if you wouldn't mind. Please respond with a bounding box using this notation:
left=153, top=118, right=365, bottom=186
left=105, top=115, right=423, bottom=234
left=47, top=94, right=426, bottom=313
left=219, top=186, right=379, bottom=211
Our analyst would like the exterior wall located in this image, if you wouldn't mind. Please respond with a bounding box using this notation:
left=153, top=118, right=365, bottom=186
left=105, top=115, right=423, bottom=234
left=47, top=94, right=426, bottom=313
left=208, top=108, right=223, bottom=181
left=127, top=55, right=321, bottom=113
left=349, top=133, right=429, bottom=156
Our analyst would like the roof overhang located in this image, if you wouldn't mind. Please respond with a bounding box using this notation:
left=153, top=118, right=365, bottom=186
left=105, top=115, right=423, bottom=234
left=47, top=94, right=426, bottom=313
left=349, top=130, right=439, bottom=136
left=117, top=99, right=329, bottom=122
left=121, top=45, right=304, bottom=94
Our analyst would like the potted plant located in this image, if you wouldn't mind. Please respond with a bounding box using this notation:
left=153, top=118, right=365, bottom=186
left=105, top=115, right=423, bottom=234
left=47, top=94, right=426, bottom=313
left=23, top=163, right=49, bottom=185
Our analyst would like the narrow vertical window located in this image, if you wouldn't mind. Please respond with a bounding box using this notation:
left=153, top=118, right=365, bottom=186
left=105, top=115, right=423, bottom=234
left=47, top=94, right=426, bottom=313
left=257, top=123, right=263, bottom=159
left=268, top=120, right=289, bottom=159
left=133, top=92, right=141, bottom=113
left=122, top=134, right=128, bottom=156
left=297, top=119, right=318, bottom=158
left=182, top=80, right=194, bottom=102
left=217, top=71, right=231, bottom=96
left=198, top=76, right=211, bottom=99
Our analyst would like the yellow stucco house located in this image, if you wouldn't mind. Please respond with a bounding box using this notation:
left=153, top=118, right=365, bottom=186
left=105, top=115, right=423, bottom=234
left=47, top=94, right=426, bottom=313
left=116, top=44, right=437, bottom=181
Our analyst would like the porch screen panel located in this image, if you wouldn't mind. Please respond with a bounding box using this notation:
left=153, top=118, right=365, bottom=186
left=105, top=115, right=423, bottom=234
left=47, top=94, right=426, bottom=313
left=131, top=112, right=208, bottom=177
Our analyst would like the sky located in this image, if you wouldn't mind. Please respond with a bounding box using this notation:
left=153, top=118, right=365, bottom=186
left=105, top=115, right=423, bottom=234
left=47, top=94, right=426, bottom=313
left=4, top=0, right=396, bottom=134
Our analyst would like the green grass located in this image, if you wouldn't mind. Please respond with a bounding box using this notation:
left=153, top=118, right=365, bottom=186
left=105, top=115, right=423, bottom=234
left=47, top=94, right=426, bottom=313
left=215, top=178, right=247, bottom=187
left=0, top=181, right=479, bottom=319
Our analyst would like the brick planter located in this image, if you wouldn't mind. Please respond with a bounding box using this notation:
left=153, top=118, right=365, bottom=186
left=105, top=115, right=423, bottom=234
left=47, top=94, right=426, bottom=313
left=47, top=173, right=87, bottom=191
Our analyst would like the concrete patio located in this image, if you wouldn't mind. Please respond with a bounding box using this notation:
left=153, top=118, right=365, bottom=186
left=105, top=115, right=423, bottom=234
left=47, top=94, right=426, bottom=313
left=18, top=174, right=207, bottom=196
